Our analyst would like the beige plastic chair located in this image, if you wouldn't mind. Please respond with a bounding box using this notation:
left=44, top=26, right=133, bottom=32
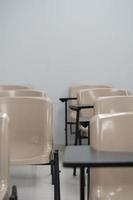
left=0, top=90, right=46, bottom=98
left=0, top=97, right=53, bottom=165
left=95, top=95, right=133, bottom=115
left=69, top=85, right=112, bottom=122
left=0, top=113, right=9, bottom=200
left=77, top=88, right=131, bottom=137
left=0, top=97, right=60, bottom=199
left=78, top=88, right=131, bottom=118
left=90, top=112, right=133, bottom=199
left=0, top=85, right=31, bottom=90
left=60, top=84, right=112, bottom=145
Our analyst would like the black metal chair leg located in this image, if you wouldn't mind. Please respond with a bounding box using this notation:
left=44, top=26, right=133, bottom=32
left=73, top=167, right=77, bottom=176
left=80, top=167, right=85, bottom=200
left=73, top=108, right=81, bottom=176
left=51, top=160, right=55, bottom=185
left=79, top=130, right=82, bottom=145
left=88, top=122, right=90, bottom=145
left=10, top=185, right=17, bottom=200
left=74, top=110, right=80, bottom=145
left=54, top=150, right=60, bottom=200
left=87, top=168, right=90, bottom=200
left=65, top=101, right=68, bottom=146
left=9, top=197, right=15, bottom=200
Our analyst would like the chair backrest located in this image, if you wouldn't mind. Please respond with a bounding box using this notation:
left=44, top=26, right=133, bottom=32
left=68, top=85, right=112, bottom=121
left=90, top=112, right=133, bottom=199
left=78, top=88, right=131, bottom=118
left=0, top=90, right=46, bottom=97
left=0, top=85, right=31, bottom=90
left=90, top=112, right=133, bottom=152
left=95, top=95, right=133, bottom=115
left=0, top=113, right=9, bottom=200
left=0, top=97, right=53, bottom=165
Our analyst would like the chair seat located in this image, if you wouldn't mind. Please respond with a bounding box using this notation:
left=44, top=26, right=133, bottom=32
left=11, top=143, right=52, bottom=165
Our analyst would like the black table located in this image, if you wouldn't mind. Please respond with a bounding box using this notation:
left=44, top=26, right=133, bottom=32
left=59, top=97, right=77, bottom=145
left=69, top=104, right=94, bottom=145
left=63, top=145, right=133, bottom=200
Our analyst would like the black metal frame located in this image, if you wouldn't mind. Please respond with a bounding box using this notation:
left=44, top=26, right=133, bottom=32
left=42, top=150, right=61, bottom=200
left=63, top=145, right=133, bottom=200
left=54, top=150, right=60, bottom=200
left=59, top=97, right=77, bottom=145
left=69, top=104, right=94, bottom=145
left=9, top=185, right=18, bottom=200
left=69, top=104, right=94, bottom=176
left=9, top=150, right=60, bottom=200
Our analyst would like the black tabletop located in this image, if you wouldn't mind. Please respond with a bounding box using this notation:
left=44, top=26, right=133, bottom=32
left=63, top=146, right=133, bottom=168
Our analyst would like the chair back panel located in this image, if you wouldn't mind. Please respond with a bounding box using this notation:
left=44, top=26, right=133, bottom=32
left=90, top=113, right=133, bottom=152
left=0, top=85, right=31, bottom=90
left=0, top=90, right=46, bottom=97
left=90, top=112, right=133, bottom=199
left=78, top=88, right=130, bottom=118
left=0, top=113, right=9, bottom=200
left=95, top=96, right=133, bottom=115
left=69, top=85, right=111, bottom=121
left=0, top=97, right=53, bottom=163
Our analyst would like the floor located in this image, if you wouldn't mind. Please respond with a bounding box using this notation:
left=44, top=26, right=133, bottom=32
left=10, top=151, right=87, bottom=200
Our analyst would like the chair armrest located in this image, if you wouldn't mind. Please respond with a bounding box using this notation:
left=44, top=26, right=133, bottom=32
left=59, top=97, right=77, bottom=102
left=70, top=104, right=94, bottom=111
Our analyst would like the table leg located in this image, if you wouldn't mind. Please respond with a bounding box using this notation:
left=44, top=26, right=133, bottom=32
left=73, top=109, right=80, bottom=176
left=88, top=122, right=90, bottom=145
left=75, top=109, right=80, bottom=145
left=80, top=167, right=85, bottom=200
left=87, top=167, right=90, bottom=200
left=65, top=101, right=68, bottom=145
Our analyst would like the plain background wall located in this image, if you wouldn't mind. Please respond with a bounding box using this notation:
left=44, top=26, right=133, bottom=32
left=0, top=0, right=133, bottom=144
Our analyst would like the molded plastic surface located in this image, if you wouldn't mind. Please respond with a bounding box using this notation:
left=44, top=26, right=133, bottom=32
left=90, top=112, right=133, bottom=200
left=78, top=88, right=131, bottom=118
left=0, top=85, right=31, bottom=90
left=0, top=97, right=53, bottom=165
left=0, top=90, right=46, bottom=98
left=69, top=85, right=111, bottom=122
left=78, top=88, right=131, bottom=135
left=95, top=95, right=133, bottom=115
left=0, top=113, right=9, bottom=200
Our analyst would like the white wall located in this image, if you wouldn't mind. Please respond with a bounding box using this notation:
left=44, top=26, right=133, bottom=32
left=0, top=0, right=133, bottom=144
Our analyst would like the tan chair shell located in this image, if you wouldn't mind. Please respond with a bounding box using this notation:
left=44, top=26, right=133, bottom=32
left=0, top=113, right=9, bottom=200
left=0, top=90, right=46, bottom=98
left=90, top=112, right=133, bottom=199
left=78, top=88, right=131, bottom=117
left=0, top=97, right=53, bottom=165
left=69, top=85, right=112, bottom=122
left=0, top=85, right=31, bottom=90
left=95, top=95, right=133, bottom=115
left=78, top=88, right=131, bottom=136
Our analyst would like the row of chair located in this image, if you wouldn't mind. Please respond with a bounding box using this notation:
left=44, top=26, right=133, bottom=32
left=77, top=87, right=132, bottom=140
left=1, top=83, right=133, bottom=199
left=0, top=85, right=60, bottom=200
left=60, top=85, right=132, bottom=145
left=89, top=112, right=133, bottom=199
left=61, top=84, right=133, bottom=199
